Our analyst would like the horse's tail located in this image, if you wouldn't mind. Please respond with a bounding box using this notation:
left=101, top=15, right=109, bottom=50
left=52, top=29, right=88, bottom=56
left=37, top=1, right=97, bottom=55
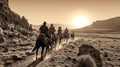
left=32, top=46, right=36, bottom=52
left=32, top=39, right=39, bottom=52
left=77, top=54, right=97, bottom=67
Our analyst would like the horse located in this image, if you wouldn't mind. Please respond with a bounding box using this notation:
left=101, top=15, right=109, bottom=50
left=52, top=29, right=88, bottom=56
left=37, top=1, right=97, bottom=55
left=57, top=33, right=63, bottom=44
left=32, top=33, right=51, bottom=61
left=49, top=33, right=57, bottom=49
left=71, top=32, right=75, bottom=41
left=63, top=32, right=69, bottom=43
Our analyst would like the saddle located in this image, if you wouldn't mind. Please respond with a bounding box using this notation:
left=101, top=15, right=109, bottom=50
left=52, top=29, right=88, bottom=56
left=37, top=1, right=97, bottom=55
left=38, top=33, right=49, bottom=40
left=38, top=33, right=49, bottom=45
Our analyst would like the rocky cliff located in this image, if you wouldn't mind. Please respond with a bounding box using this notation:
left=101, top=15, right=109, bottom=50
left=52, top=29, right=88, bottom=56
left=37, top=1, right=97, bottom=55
left=0, top=1, right=37, bottom=66
left=0, top=0, right=31, bottom=30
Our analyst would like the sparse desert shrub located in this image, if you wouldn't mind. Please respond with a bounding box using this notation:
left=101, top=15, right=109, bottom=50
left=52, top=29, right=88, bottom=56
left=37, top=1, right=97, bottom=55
left=17, top=28, right=29, bottom=36
left=77, top=44, right=102, bottom=67
left=77, top=54, right=97, bottom=67
left=104, top=52, right=108, bottom=57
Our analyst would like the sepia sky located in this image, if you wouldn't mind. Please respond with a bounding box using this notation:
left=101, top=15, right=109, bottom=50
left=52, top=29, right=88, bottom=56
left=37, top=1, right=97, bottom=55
left=9, top=0, right=120, bottom=28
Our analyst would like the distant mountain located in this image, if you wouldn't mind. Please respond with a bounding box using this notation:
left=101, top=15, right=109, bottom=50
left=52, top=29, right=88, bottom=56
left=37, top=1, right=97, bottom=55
left=32, top=23, right=71, bottom=30
left=71, top=17, right=120, bottom=33
left=83, top=17, right=120, bottom=30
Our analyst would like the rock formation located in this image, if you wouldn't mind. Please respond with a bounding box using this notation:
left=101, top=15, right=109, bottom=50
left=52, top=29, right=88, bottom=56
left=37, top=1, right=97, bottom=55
left=0, top=0, right=32, bottom=30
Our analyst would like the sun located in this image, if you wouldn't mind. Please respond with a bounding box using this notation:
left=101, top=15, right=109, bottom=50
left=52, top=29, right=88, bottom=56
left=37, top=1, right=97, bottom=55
left=72, top=16, right=89, bottom=28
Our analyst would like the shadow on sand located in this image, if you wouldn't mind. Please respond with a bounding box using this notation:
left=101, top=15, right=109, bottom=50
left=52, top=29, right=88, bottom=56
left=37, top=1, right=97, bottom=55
left=27, top=57, right=43, bottom=67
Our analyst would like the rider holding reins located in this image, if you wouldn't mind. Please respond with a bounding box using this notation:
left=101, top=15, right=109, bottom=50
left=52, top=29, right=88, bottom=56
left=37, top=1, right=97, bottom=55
left=57, top=27, right=62, bottom=35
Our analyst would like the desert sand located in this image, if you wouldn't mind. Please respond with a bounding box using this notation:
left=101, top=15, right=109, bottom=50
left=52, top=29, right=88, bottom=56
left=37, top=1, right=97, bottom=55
left=0, top=32, right=119, bottom=67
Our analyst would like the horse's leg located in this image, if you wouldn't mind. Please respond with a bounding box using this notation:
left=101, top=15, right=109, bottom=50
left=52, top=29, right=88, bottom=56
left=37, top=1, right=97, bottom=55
left=55, top=40, right=57, bottom=46
left=64, top=38, right=66, bottom=43
left=66, top=38, right=67, bottom=43
left=49, top=41, right=52, bottom=50
left=46, top=45, right=49, bottom=53
left=45, top=45, right=49, bottom=56
left=72, top=37, right=73, bottom=42
left=50, top=43, right=53, bottom=50
left=54, top=41, right=56, bottom=48
left=63, top=36, right=65, bottom=42
left=59, top=37, right=61, bottom=44
left=67, top=38, right=68, bottom=43
left=60, top=38, right=62, bottom=44
left=41, top=47, right=44, bottom=60
left=65, top=38, right=67, bottom=43
left=36, top=48, right=38, bottom=61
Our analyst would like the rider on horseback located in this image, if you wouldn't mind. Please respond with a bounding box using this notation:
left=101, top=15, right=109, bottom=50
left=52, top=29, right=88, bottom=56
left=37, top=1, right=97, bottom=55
left=49, top=24, right=56, bottom=35
left=65, top=28, right=68, bottom=33
left=49, top=24, right=57, bottom=45
left=39, top=21, right=49, bottom=37
left=64, top=28, right=69, bottom=33
left=57, top=27, right=63, bottom=43
left=57, top=27, right=62, bottom=35
left=64, top=28, right=69, bottom=34
left=63, top=28, right=69, bottom=40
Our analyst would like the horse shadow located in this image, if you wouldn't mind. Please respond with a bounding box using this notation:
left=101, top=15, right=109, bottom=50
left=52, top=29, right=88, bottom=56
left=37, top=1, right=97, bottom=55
left=27, top=57, right=43, bottom=67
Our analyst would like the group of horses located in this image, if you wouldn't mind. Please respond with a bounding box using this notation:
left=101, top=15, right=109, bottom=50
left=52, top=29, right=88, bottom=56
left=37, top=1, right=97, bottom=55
left=31, top=32, right=99, bottom=67
left=32, top=32, right=75, bottom=61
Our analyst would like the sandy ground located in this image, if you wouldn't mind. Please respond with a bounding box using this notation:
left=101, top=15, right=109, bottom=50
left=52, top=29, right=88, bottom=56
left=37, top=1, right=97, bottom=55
left=0, top=33, right=120, bottom=67
left=36, top=33, right=120, bottom=67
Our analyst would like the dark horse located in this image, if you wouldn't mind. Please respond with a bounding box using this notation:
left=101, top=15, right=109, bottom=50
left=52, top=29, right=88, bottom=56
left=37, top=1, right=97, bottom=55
left=32, top=33, right=50, bottom=61
left=57, top=33, right=63, bottom=44
left=49, top=33, right=57, bottom=49
left=63, top=32, right=69, bottom=43
left=71, top=32, right=75, bottom=41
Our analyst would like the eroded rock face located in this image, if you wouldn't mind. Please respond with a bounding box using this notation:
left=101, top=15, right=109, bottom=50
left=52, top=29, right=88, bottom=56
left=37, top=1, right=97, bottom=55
left=0, top=0, right=32, bottom=30
left=77, top=44, right=102, bottom=67
left=0, top=0, right=35, bottom=66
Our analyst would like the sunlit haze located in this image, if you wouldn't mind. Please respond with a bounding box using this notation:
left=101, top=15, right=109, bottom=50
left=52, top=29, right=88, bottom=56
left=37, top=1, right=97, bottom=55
left=72, top=16, right=90, bottom=28
left=9, top=0, right=120, bottom=29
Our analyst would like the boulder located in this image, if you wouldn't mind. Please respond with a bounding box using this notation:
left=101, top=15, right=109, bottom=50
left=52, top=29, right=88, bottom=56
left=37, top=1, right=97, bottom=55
left=77, top=44, right=102, bottom=67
